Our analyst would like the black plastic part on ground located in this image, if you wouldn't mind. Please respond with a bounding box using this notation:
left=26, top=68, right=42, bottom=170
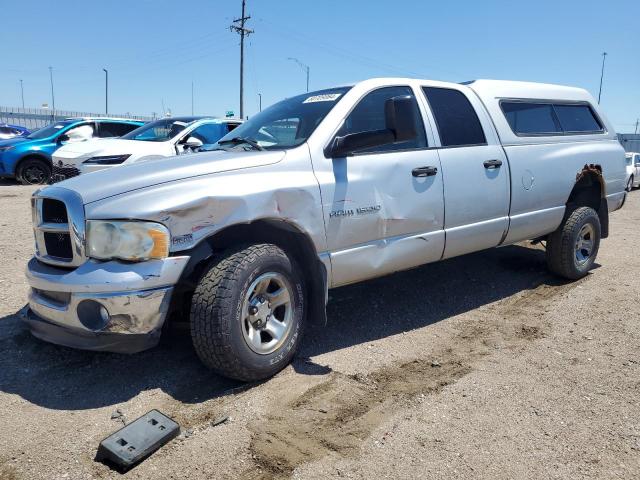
left=95, top=409, right=180, bottom=472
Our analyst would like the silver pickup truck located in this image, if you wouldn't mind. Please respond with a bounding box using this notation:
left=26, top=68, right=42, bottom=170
left=24, top=78, right=627, bottom=381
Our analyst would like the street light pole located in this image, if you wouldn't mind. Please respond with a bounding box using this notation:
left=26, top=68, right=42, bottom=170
left=635, top=118, right=639, bottom=135
left=19, top=79, right=24, bottom=109
left=48, top=66, right=56, bottom=120
left=103, top=68, right=108, bottom=115
left=258, top=93, right=262, bottom=112
left=287, top=57, right=310, bottom=92
left=597, top=52, right=607, bottom=104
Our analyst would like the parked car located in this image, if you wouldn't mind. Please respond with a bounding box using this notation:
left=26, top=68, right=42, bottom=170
left=0, top=123, right=30, bottom=140
left=24, top=78, right=626, bottom=381
left=625, top=152, right=640, bottom=191
left=51, top=117, right=242, bottom=181
left=0, top=118, right=144, bottom=184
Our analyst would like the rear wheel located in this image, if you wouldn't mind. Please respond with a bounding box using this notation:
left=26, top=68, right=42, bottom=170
left=546, top=206, right=601, bottom=280
left=17, top=158, right=51, bottom=185
left=190, top=243, right=305, bottom=381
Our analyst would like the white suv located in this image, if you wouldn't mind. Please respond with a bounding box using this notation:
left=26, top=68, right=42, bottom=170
left=51, top=116, right=241, bottom=181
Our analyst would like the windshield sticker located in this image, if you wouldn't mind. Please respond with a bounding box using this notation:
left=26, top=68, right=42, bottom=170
left=303, top=93, right=342, bottom=103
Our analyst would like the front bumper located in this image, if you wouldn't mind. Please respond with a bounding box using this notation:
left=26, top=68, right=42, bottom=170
left=23, top=256, right=189, bottom=353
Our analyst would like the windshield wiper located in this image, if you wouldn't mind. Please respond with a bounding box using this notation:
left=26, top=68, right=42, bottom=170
left=217, top=136, right=264, bottom=151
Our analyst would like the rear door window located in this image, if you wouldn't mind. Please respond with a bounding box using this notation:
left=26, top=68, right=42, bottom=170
left=422, top=87, right=486, bottom=147
left=98, top=122, right=140, bottom=138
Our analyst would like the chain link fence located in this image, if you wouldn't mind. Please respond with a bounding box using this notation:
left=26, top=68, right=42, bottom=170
left=0, top=106, right=153, bottom=131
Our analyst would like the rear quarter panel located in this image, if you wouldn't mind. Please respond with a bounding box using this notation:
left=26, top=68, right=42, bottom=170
left=468, top=80, right=626, bottom=244
left=501, top=139, right=626, bottom=244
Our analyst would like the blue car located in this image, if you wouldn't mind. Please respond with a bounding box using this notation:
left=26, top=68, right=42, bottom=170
left=0, top=123, right=30, bottom=140
left=0, top=117, right=144, bottom=184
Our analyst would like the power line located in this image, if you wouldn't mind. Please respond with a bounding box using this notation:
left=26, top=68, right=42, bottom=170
left=230, top=0, right=253, bottom=119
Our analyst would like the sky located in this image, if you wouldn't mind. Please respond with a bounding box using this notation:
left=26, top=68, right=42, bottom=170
left=0, top=0, right=638, bottom=132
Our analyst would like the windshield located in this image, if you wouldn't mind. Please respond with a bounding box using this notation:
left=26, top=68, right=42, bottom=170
left=215, top=87, right=351, bottom=150
left=122, top=118, right=194, bottom=142
left=27, top=120, right=74, bottom=139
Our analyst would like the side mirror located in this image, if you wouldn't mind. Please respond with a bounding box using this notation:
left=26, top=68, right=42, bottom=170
left=58, top=134, right=70, bottom=143
left=384, top=95, right=418, bottom=141
left=325, top=95, right=418, bottom=157
left=183, top=136, right=203, bottom=149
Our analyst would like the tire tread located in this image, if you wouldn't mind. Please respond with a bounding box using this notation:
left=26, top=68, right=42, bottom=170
left=546, top=206, right=600, bottom=280
left=190, top=243, right=293, bottom=381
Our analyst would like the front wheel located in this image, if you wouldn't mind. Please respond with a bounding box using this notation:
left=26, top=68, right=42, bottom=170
left=17, top=158, right=51, bottom=185
left=627, top=176, right=634, bottom=192
left=546, top=206, right=601, bottom=280
left=190, top=243, right=305, bottom=381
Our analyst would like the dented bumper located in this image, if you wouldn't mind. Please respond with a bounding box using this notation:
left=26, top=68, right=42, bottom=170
left=23, top=256, right=189, bottom=353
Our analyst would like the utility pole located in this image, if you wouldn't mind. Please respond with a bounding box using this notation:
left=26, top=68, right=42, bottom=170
left=19, top=79, right=24, bottom=109
left=48, top=66, right=56, bottom=120
left=191, top=81, right=194, bottom=115
left=597, top=52, right=607, bottom=104
left=258, top=93, right=262, bottom=112
left=230, top=0, right=253, bottom=119
left=635, top=118, right=639, bottom=135
left=103, top=68, right=109, bottom=115
left=287, top=57, right=310, bottom=92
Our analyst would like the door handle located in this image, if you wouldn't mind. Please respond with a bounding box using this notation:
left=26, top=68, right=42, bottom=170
left=412, top=166, right=438, bottom=177
left=483, top=159, right=503, bottom=169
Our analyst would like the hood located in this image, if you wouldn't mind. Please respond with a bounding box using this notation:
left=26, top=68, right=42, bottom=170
left=0, top=136, right=30, bottom=147
left=49, top=149, right=286, bottom=204
left=53, top=138, right=142, bottom=158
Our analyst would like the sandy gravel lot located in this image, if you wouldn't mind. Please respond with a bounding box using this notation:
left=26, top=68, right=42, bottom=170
left=0, top=181, right=638, bottom=480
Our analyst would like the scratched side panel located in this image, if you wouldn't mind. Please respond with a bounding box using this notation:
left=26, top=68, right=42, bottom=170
left=84, top=147, right=328, bottom=255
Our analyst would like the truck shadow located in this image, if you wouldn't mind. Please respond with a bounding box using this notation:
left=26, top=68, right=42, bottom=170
left=0, top=243, right=575, bottom=411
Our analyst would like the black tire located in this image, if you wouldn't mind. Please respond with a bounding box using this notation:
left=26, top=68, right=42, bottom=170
left=17, top=157, right=51, bottom=185
left=190, top=243, right=305, bottom=381
left=546, top=206, right=601, bottom=280
left=627, top=176, right=634, bottom=192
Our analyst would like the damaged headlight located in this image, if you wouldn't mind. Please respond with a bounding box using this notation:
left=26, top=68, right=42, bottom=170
left=86, top=220, right=170, bottom=261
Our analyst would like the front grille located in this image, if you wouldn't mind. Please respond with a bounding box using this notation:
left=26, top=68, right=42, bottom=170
left=42, top=199, right=68, bottom=223
left=51, top=165, right=80, bottom=183
left=32, top=188, right=86, bottom=267
left=44, top=232, right=73, bottom=259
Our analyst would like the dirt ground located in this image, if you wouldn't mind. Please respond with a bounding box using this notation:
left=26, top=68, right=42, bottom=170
left=0, top=181, right=638, bottom=480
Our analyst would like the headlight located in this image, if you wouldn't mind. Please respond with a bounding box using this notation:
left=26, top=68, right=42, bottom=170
left=83, top=154, right=131, bottom=165
left=0, top=145, right=14, bottom=152
left=86, top=220, right=169, bottom=261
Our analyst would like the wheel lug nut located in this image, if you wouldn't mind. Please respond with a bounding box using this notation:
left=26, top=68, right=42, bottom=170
left=249, top=306, right=258, bottom=315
